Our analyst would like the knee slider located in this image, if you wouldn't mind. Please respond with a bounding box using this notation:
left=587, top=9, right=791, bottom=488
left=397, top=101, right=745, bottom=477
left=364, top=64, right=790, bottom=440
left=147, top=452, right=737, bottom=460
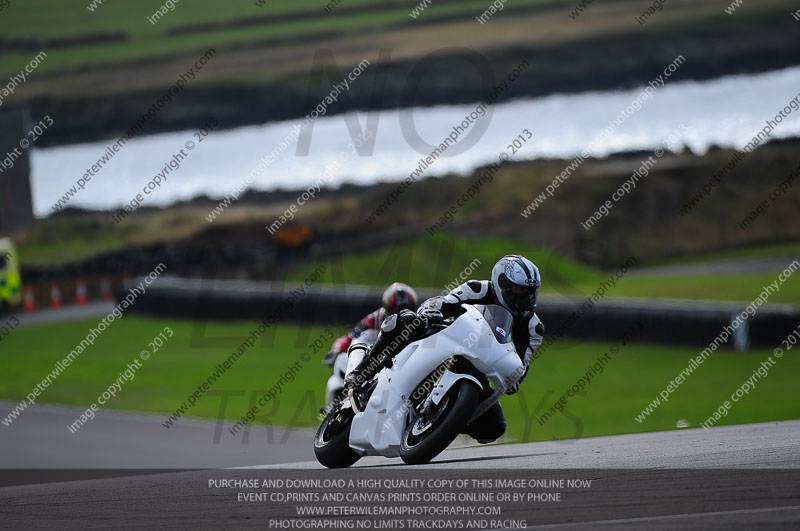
left=381, top=314, right=398, bottom=333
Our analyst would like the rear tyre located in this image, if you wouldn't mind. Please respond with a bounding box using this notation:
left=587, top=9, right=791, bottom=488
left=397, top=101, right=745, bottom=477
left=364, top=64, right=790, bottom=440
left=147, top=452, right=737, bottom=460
left=400, top=379, right=481, bottom=465
left=314, top=406, right=361, bottom=469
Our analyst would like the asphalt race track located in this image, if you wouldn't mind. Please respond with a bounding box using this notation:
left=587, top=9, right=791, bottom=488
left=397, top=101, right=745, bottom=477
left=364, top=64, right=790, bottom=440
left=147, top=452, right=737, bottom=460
left=1, top=419, right=798, bottom=530
left=15, top=302, right=116, bottom=329
left=265, top=419, right=800, bottom=470
left=0, top=400, right=314, bottom=472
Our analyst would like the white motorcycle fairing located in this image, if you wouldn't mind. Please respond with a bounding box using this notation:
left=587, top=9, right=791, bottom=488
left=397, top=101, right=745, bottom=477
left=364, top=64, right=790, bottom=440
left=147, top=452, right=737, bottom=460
left=348, top=304, right=524, bottom=457
left=324, top=352, right=349, bottom=408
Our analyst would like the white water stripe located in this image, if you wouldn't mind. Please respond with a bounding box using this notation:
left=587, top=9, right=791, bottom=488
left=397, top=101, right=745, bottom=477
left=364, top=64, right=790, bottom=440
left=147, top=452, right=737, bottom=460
left=31, top=66, right=800, bottom=217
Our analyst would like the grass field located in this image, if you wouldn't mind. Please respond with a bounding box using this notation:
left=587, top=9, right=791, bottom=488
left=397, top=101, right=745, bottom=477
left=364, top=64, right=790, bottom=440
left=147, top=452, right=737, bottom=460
left=289, top=234, right=800, bottom=304
left=1, top=316, right=797, bottom=442
left=641, top=241, right=800, bottom=267
left=288, top=233, right=607, bottom=293
left=0, top=0, right=557, bottom=77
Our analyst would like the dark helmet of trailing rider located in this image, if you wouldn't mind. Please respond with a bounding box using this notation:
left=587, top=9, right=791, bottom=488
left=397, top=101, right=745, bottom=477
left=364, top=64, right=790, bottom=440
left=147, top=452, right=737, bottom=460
left=382, top=282, right=418, bottom=314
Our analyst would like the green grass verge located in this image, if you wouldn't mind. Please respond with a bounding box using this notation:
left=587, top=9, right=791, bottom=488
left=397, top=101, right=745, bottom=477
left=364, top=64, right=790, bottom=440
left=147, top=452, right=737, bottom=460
left=1, top=316, right=337, bottom=428
left=19, top=235, right=125, bottom=265
left=1, top=316, right=797, bottom=442
left=289, top=234, right=800, bottom=304
left=640, top=241, right=800, bottom=267
left=604, top=273, right=800, bottom=305
left=288, top=233, right=607, bottom=294
left=15, top=209, right=207, bottom=266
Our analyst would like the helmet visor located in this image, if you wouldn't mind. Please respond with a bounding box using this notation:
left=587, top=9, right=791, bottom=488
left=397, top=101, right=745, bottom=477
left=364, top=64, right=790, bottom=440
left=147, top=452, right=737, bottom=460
left=499, top=275, right=539, bottom=314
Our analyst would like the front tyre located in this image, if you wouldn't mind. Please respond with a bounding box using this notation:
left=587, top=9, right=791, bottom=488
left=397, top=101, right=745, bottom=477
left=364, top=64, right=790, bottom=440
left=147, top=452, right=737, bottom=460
left=400, top=380, right=481, bottom=465
left=314, top=407, right=361, bottom=469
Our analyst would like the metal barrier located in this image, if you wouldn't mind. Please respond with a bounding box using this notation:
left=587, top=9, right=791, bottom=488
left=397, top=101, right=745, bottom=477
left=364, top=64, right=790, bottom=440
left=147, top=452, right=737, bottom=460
left=124, top=276, right=799, bottom=349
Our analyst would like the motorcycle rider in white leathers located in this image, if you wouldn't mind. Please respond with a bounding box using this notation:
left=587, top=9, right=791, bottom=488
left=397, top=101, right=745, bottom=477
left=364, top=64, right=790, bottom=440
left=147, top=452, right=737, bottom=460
left=345, top=255, right=544, bottom=443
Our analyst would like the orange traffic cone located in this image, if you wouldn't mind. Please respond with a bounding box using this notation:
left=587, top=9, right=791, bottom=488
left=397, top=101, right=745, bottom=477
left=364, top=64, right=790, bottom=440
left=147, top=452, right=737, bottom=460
left=23, top=286, right=36, bottom=313
left=76, top=279, right=88, bottom=305
left=50, top=282, right=63, bottom=309
left=100, top=278, right=112, bottom=301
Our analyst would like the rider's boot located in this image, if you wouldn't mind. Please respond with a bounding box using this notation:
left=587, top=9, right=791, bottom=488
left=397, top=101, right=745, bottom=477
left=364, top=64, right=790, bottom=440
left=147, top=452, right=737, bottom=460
left=463, top=402, right=506, bottom=444
left=343, top=333, right=392, bottom=391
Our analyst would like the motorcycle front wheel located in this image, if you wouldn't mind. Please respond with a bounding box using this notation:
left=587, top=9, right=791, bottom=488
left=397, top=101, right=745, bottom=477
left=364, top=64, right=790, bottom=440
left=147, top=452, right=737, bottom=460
left=314, top=406, right=361, bottom=469
left=399, top=379, right=481, bottom=465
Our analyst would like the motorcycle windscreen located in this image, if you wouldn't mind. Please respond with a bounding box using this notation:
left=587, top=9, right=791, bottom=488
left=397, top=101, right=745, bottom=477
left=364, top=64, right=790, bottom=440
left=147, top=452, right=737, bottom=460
left=475, top=305, right=514, bottom=345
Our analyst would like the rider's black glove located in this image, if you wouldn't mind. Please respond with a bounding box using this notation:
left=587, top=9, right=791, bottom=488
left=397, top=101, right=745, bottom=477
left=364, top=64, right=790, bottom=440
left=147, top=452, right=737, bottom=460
left=417, top=305, right=444, bottom=322
left=505, top=366, right=529, bottom=395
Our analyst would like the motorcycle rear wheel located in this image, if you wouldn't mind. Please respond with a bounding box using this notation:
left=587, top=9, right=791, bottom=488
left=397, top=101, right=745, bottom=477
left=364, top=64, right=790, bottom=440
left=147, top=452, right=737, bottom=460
left=399, top=379, right=481, bottom=465
left=314, top=406, right=361, bottom=469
